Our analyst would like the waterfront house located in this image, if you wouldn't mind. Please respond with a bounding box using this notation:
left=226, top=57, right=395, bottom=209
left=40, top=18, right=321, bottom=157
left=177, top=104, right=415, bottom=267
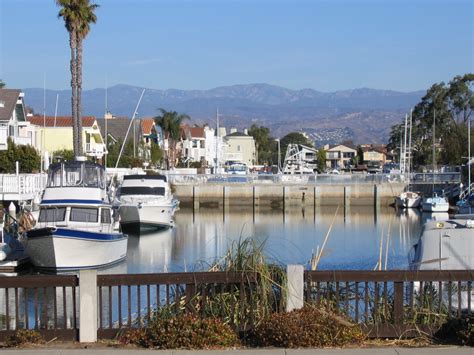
left=360, top=144, right=390, bottom=168
left=28, top=116, right=106, bottom=159
left=224, top=128, right=257, bottom=166
left=324, top=143, right=357, bottom=170
left=0, top=89, right=35, bottom=150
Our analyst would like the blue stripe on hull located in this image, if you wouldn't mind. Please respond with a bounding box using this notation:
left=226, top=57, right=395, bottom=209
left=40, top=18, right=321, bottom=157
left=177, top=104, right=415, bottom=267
left=27, top=227, right=126, bottom=241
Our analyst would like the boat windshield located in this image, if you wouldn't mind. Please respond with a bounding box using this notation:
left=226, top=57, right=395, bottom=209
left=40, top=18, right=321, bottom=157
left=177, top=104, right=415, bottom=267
left=47, top=162, right=106, bottom=189
left=121, top=186, right=165, bottom=196
left=38, top=207, right=67, bottom=223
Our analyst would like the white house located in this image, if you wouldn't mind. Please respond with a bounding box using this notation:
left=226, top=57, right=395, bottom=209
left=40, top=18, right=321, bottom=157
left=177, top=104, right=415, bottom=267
left=0, top=89, right=35, bottom=150
left=223, top=129, right=256, bottom=166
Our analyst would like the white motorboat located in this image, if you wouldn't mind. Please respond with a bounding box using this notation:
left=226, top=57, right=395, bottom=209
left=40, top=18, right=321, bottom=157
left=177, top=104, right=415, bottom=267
left=422, top=194, right=450, bottom=212
left=396, top=191, right=422, bottom=209
left=410, top=217, right=474, bottom=311
left=117, top=174, right=179, bottom=230
left=24, top=159, right=128, bottom=270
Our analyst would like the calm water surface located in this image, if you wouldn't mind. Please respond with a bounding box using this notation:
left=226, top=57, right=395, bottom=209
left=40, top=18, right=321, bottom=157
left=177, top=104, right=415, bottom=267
left=103, top=206, right=425, bottom=274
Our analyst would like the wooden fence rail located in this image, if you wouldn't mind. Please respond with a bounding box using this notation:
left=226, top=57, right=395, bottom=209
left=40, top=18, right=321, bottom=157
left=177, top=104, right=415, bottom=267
left=0, top=269, right=473, bottom=342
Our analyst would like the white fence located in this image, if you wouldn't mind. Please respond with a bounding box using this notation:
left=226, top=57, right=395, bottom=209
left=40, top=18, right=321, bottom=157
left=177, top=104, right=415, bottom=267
left=0, top=173, right=47, bottom=200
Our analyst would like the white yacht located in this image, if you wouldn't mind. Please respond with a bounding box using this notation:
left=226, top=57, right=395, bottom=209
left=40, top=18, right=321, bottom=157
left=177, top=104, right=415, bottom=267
left=24, top=159, right=128, bottom=270
left=396, top=191, right=422, bottom=209
left=410, top=217, right=474, bottom=311
left=117, top=174, right=179, bottom=230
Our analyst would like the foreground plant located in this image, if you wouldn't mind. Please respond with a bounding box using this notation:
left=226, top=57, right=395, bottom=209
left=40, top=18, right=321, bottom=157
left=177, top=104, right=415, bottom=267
left=120, top=313, right=239, bottom=349
left=254, top=306, right=365, bottom=348
left=4, top=330, right=44, bottom=347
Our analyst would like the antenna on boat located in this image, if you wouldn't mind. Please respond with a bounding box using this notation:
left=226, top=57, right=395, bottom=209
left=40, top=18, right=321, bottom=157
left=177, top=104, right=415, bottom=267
left=114, top=89, right=145, bottom=169
left=105, top=75, right=108, bottom=168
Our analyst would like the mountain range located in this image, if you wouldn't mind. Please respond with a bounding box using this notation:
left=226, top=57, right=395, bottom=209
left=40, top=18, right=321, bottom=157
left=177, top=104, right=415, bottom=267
left=23, top=83, right=425, bottom=145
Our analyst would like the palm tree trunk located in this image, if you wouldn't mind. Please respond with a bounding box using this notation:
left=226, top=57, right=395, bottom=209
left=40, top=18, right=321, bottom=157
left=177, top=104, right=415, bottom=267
left=69, top=31, right=78, bottom=157
left=76, top=36, right=84, bottom=156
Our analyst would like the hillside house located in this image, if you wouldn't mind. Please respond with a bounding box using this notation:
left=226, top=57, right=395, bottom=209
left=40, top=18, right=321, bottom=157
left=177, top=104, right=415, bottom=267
left=360, top=144, right=390, bottom=167
left=0, top=89, right=35, bottom=150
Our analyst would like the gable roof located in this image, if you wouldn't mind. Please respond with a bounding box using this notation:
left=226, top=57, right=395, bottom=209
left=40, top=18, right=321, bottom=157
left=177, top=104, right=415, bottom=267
left=189, top=126, right=205, bottom=138
left=28, top=116, right=96, bottom=127
left=96, top=117, right=140, bottom=143
left=0, top=89, right=21, bottom=121
left=141, top=118, right=155, bottom=135
left=326, top=144, right=357, bottom=152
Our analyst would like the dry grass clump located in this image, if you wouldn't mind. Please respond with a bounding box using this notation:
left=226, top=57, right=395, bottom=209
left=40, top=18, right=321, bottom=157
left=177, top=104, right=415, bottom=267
left=253, top=306, right=365, bottom=348
left=4, top=330, right=45, bottom=347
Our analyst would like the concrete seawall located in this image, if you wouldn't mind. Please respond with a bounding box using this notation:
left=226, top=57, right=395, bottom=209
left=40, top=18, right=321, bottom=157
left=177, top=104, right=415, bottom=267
left=174, top=183, right=405, bottom=208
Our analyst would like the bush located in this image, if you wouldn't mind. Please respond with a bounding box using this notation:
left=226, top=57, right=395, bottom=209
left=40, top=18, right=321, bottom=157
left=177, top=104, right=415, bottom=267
left=435, top=315, right=474, bottom=346
left=5, top=330, right=44, bottom=347
left=253, top=306, right=365, bottom=348
left=120, top=313, right=239, bottom=349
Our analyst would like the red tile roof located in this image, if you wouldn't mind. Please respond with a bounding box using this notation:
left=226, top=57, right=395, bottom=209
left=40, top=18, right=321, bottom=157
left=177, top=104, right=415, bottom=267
left=28, top=116, right=96, bottom=127
left=189, top=127, right=205, bottom=138
left=141, top=118, right=155, bottom=135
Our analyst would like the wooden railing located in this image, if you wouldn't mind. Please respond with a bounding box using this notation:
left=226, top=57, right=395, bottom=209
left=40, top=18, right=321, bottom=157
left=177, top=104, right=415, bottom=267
left=0, top=275, right=78, bottom=341
left=0, top=270, right=473, bottom=341
left=305, top=270, right=474, bottom=337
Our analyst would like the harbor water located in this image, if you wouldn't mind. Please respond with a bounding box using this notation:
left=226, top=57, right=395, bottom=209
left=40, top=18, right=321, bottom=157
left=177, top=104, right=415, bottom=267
left=101, top=206, right=425, bottom=275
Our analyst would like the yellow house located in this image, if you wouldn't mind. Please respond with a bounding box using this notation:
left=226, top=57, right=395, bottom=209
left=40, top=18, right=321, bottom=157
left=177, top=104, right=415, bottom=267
left=28, top=116, right=106, bottom=158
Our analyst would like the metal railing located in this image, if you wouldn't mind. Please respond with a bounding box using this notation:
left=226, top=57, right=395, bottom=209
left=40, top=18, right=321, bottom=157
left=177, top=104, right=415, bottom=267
left=0, top=174, right=46, bottom=195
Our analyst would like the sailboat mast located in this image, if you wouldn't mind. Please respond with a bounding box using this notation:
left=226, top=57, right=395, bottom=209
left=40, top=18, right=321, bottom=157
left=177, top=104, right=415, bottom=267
left=403, top=113, right=408, bottom=174
left=408, top=109, right=413, bottom=176
left=433, top=109, right=436, bottom=193
left=469, top=117, right=471, bottom=198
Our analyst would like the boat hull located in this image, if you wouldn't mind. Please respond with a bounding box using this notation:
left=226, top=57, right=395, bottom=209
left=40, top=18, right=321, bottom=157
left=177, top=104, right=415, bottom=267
left=25, top=227, right=128, bottom=270
left=396, top=193, right=421, bottom=208
left=119, top=203, right=176, bottom=230
left=422, top=201, right=450, bottom=212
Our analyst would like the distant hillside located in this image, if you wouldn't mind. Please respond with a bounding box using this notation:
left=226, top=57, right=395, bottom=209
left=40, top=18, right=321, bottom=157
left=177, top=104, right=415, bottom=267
left=23, top=83, right=424, bottom=144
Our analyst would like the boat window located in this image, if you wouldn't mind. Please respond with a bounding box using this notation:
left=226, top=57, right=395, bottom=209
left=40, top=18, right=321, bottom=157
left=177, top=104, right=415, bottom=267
left=121, top=186, right=165, bottom=196
left=70, top=207, right=99, bottom=223
left=38, top=207, right=66, bottom=222
left=83, top=166, right=99, bottom=188
left=101, top=208, right=111, bottom=224
left=47, top=165, right=63, bottom=187
left=65, top=166, right=83, bottom=186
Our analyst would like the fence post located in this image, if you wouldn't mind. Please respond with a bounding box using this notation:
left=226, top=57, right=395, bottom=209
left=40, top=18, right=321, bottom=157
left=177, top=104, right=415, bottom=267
left=393, top=281, right=404, bottom=324
left=286, top=264, right=304, bottom=312
left=79, top=269, right=98, bottom=343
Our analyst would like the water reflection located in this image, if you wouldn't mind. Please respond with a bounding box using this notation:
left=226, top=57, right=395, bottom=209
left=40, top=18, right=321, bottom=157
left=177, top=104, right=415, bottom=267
left=100, top=206, right=423, bottom=273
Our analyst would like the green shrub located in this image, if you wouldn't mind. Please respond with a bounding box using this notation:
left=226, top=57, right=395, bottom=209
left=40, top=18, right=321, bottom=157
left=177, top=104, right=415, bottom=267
left=5, top=330, right=44, bottom=347
left=253, top=306, right=365, bottom=348
left=120, top=313, right=239, bottom=349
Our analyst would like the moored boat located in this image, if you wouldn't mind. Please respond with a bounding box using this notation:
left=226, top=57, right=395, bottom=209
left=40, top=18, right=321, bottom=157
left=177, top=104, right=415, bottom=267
left=396, top=191, right=422, bottom=209
left=24, top=159, right=128, bottom=270
left=421, top=193, right=450, bottom=213
left=117, top=174, right=179, bottom=231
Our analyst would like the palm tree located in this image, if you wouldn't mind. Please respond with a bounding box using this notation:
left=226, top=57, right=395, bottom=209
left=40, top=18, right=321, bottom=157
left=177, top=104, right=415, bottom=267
left=153, top=109, right=190, bottom=168
left=57, top=0, right=98, bottom=157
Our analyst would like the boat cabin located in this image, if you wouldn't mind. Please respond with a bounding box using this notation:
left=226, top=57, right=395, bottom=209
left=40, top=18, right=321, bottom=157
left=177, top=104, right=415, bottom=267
left=47, top=161, right=106, bottom=189
left=119, top=175, right=168, bottom=197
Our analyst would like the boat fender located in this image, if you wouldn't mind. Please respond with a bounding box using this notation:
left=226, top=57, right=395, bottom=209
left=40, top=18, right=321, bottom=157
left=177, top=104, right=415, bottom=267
left=0, top=243, right=11, bottom=261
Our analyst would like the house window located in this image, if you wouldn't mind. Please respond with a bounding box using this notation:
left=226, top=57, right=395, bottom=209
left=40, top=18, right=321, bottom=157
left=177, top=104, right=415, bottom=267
left=237, top=145, right=241, bottom=152
left=192, top=140, right=198, bottom=148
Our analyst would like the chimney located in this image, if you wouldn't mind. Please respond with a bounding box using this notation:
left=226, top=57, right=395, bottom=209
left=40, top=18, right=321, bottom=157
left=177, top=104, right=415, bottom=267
left=230, top=127, right=237, bottom=134
left=244, top=128, right=248, bottom=135
left=104, top=111, right=114, bottom=120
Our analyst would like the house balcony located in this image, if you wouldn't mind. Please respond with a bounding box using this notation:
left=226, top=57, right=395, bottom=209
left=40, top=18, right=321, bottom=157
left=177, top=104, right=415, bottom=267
left=225, top=152, right=244, bottom=162
left=85, top=143, right=106, bottom=157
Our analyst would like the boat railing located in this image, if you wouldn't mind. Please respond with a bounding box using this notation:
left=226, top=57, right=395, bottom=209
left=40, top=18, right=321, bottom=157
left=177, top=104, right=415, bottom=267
left=460, top=182, right=474, bottom=200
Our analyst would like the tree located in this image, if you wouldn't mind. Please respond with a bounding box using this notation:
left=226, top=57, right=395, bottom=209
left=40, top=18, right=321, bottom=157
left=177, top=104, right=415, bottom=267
left=149, top=141, right=163, bottom=167
left=248, top=124, right=273, bottom=165
left=57, top=0, right=99, bottom=158
left=280, top=132, right=313, bottom=159
left=388, top=73, right=474, bottom=169
left=0, top=139, right=41, bottom=173
left=52, top=149, right=75, bottom=161
left=317, top=149, right=326, bottom=173
left=0, top=79, right=5, bottom=88
left=153, top=108, right=190, bottom=169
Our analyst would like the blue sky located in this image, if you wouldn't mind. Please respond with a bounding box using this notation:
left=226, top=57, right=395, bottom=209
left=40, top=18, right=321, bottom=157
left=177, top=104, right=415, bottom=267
left=0, top=0, right=472, bottom=91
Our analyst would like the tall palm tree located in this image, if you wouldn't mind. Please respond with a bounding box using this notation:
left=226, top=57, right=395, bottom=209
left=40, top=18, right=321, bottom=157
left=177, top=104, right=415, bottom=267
left=153, top=109, right=190, bottom=168
left=57, top=0, right=98, bottom=157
